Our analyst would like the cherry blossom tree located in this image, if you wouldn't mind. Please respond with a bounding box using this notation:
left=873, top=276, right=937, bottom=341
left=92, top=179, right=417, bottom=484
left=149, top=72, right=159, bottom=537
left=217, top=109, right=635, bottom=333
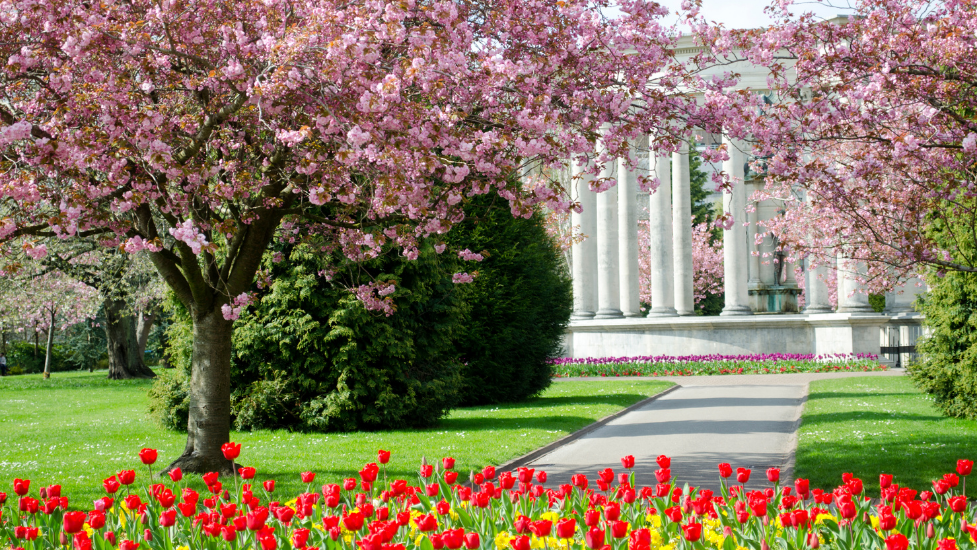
left=696, top=0, right=977, bottom=291
left=638, top=218, right=723, bottom=310
left=0, top=0, right=714, bottom=471
left=1, top=269, right=99, bottom=376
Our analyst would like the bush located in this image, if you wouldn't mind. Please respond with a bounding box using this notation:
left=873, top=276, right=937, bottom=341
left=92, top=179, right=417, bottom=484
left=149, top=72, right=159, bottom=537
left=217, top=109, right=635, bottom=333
left=447, top=194, right=572, bottom=406
left=908, top=269, right=977, bottom=419
left=6, top=341, right=71, bottom=373
left=147, top=367, right=191, bottom=429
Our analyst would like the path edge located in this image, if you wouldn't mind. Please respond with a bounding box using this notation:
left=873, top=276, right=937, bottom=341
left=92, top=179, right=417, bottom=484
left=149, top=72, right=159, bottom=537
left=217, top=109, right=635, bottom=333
left=782, top=382, right=811, bottom=486
left=495, top=384, right=682, bottom=472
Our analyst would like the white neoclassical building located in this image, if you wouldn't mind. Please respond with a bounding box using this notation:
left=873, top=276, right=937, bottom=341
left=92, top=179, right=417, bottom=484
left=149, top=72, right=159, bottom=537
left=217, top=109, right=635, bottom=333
left=563, top=33, right=924, bottom=365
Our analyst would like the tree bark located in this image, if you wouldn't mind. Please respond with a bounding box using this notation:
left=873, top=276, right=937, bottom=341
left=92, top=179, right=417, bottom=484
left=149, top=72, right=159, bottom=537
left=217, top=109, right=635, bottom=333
left=104, top=299, right=156, bottom=379
left=136, top=310, right=156, bottom=359
left=167, top=307, right=235, bottom=475
left=43, top=310, right=55, bottom=379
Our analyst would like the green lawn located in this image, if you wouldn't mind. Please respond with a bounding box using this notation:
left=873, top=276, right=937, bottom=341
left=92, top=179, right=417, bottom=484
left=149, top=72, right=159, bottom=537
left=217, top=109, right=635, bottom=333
left=795, top=375, right=977, bottom=494
left=0, top=370, right=672, bottom=508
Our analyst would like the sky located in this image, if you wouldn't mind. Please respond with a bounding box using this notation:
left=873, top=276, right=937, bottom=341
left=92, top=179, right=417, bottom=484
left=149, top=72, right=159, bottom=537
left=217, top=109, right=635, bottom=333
left=651, top=0, right=853, bottom=29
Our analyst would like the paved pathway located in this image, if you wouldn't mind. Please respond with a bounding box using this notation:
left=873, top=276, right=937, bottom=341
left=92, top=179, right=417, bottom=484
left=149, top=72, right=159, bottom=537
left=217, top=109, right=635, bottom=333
left=524, top=370, right=905, bottom=491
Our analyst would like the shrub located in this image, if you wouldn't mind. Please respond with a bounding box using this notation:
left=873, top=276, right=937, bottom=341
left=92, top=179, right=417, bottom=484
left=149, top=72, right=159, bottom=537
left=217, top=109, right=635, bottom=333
left=909, top=269, right=977, bottom=420
left=447, top=194, right=572, bottom=406
left=6, top=341, right=70, bottom=373
left=147, top=367, right=190, bottom=430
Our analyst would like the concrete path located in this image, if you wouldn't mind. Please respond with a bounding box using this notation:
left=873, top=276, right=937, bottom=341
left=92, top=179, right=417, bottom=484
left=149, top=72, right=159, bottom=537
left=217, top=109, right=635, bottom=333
left=524, top=370, right=904, bottom=491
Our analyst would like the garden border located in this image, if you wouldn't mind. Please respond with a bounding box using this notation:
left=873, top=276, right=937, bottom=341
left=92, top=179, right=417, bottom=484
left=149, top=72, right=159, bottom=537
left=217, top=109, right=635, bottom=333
left=494, top=384, right=681, bottom=472
left=781, top=384, right=810, bottom=486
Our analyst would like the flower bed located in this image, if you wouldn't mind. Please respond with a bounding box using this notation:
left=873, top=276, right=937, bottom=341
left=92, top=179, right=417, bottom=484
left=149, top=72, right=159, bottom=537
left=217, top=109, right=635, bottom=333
left=549, top=354, right=885, bottom=378
left=2, top=445, right=974, bottom=550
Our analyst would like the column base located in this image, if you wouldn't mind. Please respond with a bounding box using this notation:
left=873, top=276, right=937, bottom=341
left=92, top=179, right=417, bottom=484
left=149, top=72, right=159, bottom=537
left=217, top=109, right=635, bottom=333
left=594, top=309, right=624, bottom=319
left=803, top=306, right=834, bottom=314
left=720, top=305, right=754, bottom=316
left=676, top=309, right=695, bottom=316
left=570, top=311, right=596, bottom=320
left=646, top=307, right=678, bottom=317
left=836, top=305, right=877, bottom=313
left=623, top=312, right=644, bottom=318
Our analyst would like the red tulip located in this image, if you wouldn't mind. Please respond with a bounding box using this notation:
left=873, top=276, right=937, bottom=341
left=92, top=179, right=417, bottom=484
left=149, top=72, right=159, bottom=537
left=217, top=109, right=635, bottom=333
left=360, top=463, right=379, bottom=483
left=584, top=527, right=604, bottom=549
left=420, top=465, right=434, bottom=478
left=571, top=474, right=588, bottom=490
left=87, top=511, right=106, bottom=530
left=417, top=514, right=437, bottom=532
left=840, top=501, right=857, bottom=520
left=556, top=518, right=577, bottom=539
left=880, top=474, right=893, bottom=489
left=610, top=521, right=629, bottom=539
left=444, top=471, right=458, bottom=485
left=177, top=502, right=196, bottom=517
left=119, top=540, right=139, bottom=550
left=238, top=467, right=256, bottom=480
left=442, top=457, right=455, bottom=470
left=138, top=449, right=157, bottom=465
left=118, top=470, right=136, bottom=485
left=584, top=509, right=600, bottom=527
left=766, top=468, right=780, bottom=483
left=949, top=496, right=968, bottom=513
left=620, top=455, right=635, bottom=469
left=664, top=506, right=682, bottom=522
left=933, top=479, right=951, bottom=495
left=597, top=468, right=614, bottom=484
left=263, top=480, right=275, bottom=492
left=221, top=442, right=241, bottom=461
left=885, top=533, right=909, bottom=550
left=63, top=511, right=86, bottom=534
left=158, top=509, right=177, bottom=527
left=166, top=468, right=182, bottom=482
left=736, top=468, right=751, bottom=484
left=378, top=450, right=391, bottom=464
left=657, top=455, right=670, bottom=469
left=944, top=473, right=960, bottom=488
left=530, top=520, right=552, bottom=537
left=536, top=471, right=547, bottom=484
left=655, top=469, right=670, bottom=483
left=442, top=529, right=464, bottom=550
left=258, top=534, right=277, bottom=550
left=682, top=522, right=702, bottom=542
left=938, top=539, right=958, bottom=550
left=718, top=463, right=732, bottom=478
left=246, top=507, right=269, bottom=531
left=463, top=532, right=479, bottom=549
left=102, top=476, right=120, bottom=494
left=343, top=511, right=365, bottom=532
left=46, top=485, right=61, bottom=498
left=958, top=460, right=973, bottom=477
left=629, top=529, right=650, bottom=550
left=509, top=536, right=530, bottom=550
left=301, top=472, right=316, bottom=483
left=482, top=466, right=496, bottom=480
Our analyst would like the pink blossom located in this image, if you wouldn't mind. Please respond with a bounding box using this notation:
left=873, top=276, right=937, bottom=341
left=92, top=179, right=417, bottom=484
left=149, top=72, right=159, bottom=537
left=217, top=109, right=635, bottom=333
left=452, top=272, right=475, bottom=284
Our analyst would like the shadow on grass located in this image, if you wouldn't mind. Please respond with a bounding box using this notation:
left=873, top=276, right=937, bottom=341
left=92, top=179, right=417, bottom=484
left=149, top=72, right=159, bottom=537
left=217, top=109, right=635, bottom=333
left=436, top=415, right=596, bottom=432
left=466, top=393, right=653, bottom=411
left=805, top=392, right=910, bottom=401
left=795, top=435, right=977, bottom=494
left=801, top=411, right=945, bottom=425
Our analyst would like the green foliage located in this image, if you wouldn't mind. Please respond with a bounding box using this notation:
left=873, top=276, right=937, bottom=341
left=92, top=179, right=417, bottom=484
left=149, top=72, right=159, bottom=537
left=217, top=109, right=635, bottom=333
left=61, top=315, right=108, bottom=371
left=868, top=293, right=886, bottom=313
left=689, top=149, right=723, bottom=316
left=6, top=340, right=70, bottom=373
left=909, top=269, right=977, bottom=419
left=147, top=367, right=190, bottom=429
left=447, top=194, right=572, bottom=405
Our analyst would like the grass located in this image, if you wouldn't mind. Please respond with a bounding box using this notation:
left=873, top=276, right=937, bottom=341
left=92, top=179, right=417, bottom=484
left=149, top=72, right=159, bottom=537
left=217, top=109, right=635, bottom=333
left=0, top=370, right=672, bottom=508
left=795, top=375, right=977, bottom=495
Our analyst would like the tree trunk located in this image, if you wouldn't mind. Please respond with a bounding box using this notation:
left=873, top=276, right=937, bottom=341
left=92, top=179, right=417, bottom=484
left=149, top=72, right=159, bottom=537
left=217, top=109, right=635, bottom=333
left=166, top=307, right=235, bottom=475
left=136, top=310, right=156, bottom=359
left=43, top=311, right=55, bottom=379
left=104, top=299, right=156, bottom=379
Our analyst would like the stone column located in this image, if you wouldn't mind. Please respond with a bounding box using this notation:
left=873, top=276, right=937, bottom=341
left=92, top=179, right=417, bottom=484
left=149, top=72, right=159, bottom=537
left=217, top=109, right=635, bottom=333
left=595, top=152, right=623, bottom=319
left=648, top=153, right=677, bottom=317
left=721, top=136, right=753, bottom=316
left=672, top=142, right=695, bottom=316
left=836, top=253, right=874, bottom=313
left=748, top=196, right=761, bottom=287
left=570, top=161, right=597, bottom=319
left=618, top=151, right=641, bottom=317
left=803, top=258, right=833, bottom=313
